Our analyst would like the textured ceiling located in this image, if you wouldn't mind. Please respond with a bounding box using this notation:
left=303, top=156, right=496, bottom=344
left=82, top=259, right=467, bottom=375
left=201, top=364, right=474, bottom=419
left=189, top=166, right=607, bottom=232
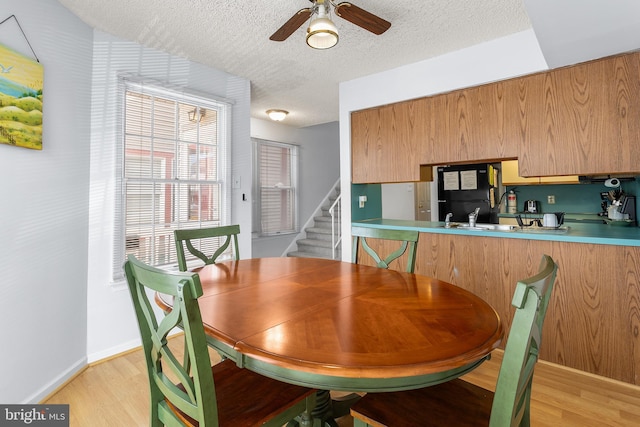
left=57, top=0, right=532, bottom=128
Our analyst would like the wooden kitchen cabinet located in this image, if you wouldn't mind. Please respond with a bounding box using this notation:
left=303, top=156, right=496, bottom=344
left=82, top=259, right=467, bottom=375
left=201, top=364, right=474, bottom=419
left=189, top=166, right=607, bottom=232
left=501, top=159, right=540, bottom=185
left=357, top=232, right=640, bottom=386
left=351, top=99, right=427, bottom=183
left=351, top=51, right=640, bottom=185
left=519, top=51, right=640, bottom=176
left=501, top=160, right=579, bottom=185
left=424, top=80, right=519, bottom=164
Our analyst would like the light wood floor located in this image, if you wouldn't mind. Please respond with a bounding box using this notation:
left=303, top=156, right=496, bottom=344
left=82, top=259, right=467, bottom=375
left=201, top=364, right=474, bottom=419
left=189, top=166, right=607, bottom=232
left=44, top=338, right=640, bottom=426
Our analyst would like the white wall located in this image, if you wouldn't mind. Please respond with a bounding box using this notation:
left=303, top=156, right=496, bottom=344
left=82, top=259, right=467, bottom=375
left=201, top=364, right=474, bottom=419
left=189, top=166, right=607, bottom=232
left=338, top=30, right=549, bottom=261
left=0, top=0, right=93, bottom=403
left=86, top=31, right=252, bottom=362
left=250, top=118, right=340, bottom=258
left=382, top=183, right=416, bottom=220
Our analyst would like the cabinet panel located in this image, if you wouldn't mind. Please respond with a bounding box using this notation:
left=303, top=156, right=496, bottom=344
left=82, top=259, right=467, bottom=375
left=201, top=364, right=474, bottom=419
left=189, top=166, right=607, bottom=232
left=520, top=51, right=640, bottom=176
left=501, top=160, right=579, bottom=185
left=358, top=230, right=640, bottom=385
left=501, top=160, right=539, bottom=185
left=351, top=100, right=425, bottom=183
left=424, top=81, right=520, bottom=164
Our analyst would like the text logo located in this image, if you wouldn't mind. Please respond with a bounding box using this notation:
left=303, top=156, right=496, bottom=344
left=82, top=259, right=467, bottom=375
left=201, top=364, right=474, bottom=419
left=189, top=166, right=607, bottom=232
left=0, top=405, right=69, bottom=426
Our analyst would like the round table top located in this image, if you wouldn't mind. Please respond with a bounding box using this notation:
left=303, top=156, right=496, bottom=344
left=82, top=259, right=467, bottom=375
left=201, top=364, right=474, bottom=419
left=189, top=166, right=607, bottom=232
left=158, top=257, right=503, bottom=391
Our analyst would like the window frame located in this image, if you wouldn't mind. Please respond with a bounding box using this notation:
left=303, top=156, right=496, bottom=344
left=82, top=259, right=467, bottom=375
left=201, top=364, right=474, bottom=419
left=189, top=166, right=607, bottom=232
left=113, top=77, right=232, bottom=280
left=252, top=138, right=299, bottom=237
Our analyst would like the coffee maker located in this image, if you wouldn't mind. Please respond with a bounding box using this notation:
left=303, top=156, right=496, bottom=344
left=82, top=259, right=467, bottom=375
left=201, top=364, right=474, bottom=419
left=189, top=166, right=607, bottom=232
left=598, top=192, right=610, bottom=217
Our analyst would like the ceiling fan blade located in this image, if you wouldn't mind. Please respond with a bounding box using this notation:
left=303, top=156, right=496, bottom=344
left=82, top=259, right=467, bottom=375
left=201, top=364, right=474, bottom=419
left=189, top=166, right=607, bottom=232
left=334, top=2, right=391, bottom=35
left=269, top=8, right=313, bottom=41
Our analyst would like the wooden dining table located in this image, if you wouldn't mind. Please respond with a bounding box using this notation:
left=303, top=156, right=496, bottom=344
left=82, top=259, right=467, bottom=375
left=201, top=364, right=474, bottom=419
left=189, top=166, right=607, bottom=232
left=156, top=256, right=503, bottom=423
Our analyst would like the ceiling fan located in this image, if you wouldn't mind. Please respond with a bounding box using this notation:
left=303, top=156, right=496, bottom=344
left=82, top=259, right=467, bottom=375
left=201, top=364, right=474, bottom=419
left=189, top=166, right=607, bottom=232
left=270, top=0, right=391, bottom=48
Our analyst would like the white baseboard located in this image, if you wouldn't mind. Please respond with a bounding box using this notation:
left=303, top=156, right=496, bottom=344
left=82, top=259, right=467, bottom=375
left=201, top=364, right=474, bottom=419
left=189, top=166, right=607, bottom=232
left=26, top=356, right=87, bottom=404
left=87, top=337, right=142, bottom=364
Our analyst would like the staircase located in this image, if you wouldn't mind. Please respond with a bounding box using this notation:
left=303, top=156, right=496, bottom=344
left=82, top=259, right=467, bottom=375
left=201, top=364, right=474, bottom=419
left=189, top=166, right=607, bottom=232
left=286, top=182, right=341, bottom=260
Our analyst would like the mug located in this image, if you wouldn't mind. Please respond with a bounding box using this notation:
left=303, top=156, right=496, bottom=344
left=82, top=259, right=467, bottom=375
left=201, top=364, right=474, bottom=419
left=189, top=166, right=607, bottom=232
left=543, top=213, right=557, bottom=228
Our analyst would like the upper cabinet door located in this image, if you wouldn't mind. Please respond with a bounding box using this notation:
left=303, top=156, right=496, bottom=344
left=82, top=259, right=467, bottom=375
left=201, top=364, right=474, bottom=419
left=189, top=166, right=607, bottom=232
left=351, top=100, right=425, bottom=183
left=519, top=51, right=640, bottom=176
left=423, top=81, right=520, bottom=164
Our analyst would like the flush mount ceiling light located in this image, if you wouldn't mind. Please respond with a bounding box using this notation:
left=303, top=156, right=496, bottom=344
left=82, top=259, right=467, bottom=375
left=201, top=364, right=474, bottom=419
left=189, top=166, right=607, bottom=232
left=306, top=0, right=338, bottom=50
left=266, top=109, right=289, bottom=121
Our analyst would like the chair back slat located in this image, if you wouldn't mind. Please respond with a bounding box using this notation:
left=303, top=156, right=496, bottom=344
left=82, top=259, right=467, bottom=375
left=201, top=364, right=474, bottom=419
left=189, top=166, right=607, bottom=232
left=174, top=225, right=240, bottom=271
left=489, top=254, right=558, bottom=427
left=351, top=226, right=419, bottom=273
left=124, top=255, right=219, bottom=425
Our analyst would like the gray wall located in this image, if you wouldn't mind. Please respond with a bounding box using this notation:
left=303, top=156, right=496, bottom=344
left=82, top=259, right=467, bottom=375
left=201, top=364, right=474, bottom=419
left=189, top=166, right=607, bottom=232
left=250, top=119, right=340, bottom=258
left=0, top=0, right=92, bottom=403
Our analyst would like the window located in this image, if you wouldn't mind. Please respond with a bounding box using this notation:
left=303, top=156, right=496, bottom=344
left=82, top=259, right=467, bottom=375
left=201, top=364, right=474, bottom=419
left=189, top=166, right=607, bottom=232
left=253, top=139, right=298, bottom=236
left=114, top=79, right=230, bottom=279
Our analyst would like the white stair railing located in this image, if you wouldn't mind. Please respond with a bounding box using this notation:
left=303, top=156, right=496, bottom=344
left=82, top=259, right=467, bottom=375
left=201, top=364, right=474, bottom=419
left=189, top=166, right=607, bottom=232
left=329, top=194, right=342, bottom=259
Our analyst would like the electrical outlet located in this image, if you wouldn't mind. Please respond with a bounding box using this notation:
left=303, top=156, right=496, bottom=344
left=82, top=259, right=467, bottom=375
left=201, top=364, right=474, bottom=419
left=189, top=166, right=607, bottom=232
left=548, top=195, right=555, bottom=204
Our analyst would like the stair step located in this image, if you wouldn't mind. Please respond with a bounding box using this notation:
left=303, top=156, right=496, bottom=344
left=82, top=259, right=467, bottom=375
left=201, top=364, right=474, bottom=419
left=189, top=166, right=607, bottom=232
left=285, top=182, right=341, bottom=260
left=297, top=238, right=333, bottom=249
left=306, top=227, right=339, bottom=242
left=314, top=216, right=340, bottom=227
left=287, top=251, right=340, bottom=260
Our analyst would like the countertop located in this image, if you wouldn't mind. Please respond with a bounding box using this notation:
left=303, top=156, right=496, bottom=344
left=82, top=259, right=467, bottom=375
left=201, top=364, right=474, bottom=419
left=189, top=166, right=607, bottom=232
left=498, top=212, right=606, bottom=224
left=353, top=218, right=640, bottom=247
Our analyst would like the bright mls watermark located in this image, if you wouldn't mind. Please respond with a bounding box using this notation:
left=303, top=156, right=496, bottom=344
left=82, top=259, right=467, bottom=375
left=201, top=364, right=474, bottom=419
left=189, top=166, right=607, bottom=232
left=0, top=405, right=68, bottom=426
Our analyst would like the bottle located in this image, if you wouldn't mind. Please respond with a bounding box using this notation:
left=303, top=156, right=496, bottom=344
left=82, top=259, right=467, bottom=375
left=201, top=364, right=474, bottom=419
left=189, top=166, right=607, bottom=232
left=507, top=190, right=517, bottom=214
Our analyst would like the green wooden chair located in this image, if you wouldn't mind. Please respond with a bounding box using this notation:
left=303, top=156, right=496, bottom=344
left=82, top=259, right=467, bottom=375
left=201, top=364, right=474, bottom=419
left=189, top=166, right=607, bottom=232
left=352, top=226, right=420, bottom=273
left=350, top=254, right=558, bottom=427
left=124, top=255, right=316, bottom=427
left=174, top=225, right=240, bottom=272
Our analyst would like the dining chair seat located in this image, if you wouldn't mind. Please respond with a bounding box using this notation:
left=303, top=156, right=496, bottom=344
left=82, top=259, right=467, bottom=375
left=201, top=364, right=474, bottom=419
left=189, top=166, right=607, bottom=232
left=351, top=254, right=558, bottom=427
left=174, top=225, right=240, bottom=271
left=351, top=226, right=419, bottom=273
left=124, top=255, right=315, bottom=427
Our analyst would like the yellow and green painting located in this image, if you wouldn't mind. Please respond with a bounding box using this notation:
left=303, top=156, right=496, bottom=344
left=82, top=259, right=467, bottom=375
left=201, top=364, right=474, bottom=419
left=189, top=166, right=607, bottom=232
left=0, top=42, right=43, bottom=150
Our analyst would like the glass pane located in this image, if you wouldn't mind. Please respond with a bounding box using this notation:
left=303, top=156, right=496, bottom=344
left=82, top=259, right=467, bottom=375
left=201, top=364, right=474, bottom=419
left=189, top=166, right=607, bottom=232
left=125, top=182, right=156, bottom=227
left=153, top=97, right=176, bottom=139
left=199, top=145, right=218, bottom=180
left=153, top=182, right=173, bottom=225
left=175, top=142, right=194, bottom=180
left=175, top=183, right=191, bottom=223
left=151, top=140, right=175, bottom=180
left=125, top=91, right=152, bottom=136
left=261, top=188, right=294, bottom=233
left=200, top=110, right=218, bottom=146
left=187, top=184, right=220, bottom=222
left=124, top=136, right=152, bottom=179
left=179, top=103, right=199, bottom=143
left=260, top=144, right=291, bottom=187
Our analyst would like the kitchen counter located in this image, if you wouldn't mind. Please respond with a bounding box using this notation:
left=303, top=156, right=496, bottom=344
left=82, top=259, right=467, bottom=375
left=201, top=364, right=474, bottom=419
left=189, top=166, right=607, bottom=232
left=353, top=218, right=640, bottom=247
left=498, top=212, right=607, bottom=224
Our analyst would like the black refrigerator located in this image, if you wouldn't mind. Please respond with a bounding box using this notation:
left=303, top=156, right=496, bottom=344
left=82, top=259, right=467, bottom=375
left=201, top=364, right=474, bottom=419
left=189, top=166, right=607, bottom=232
left=437, top=164, right=498, bottom=223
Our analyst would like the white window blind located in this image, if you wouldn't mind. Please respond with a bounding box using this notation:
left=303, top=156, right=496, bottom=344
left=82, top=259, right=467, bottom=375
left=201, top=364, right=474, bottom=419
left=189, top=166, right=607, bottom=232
left=114, top=79, right=231, bottom=280
left=254, top=139, right=298, bottom=236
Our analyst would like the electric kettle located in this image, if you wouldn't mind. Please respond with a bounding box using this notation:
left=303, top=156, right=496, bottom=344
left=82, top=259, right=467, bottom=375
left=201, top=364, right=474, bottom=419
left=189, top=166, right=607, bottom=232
left=543, top=212, right=565, bottom=228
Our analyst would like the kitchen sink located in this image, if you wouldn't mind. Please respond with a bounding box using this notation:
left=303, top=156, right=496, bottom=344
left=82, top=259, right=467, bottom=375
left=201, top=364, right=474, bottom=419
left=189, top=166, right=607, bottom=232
left=443, top=223, right=517, bottom=232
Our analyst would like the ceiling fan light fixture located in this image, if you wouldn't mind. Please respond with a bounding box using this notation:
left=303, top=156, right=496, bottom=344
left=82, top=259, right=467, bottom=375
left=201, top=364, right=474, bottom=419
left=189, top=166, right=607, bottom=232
left=306, top=2, right=338, bottom=49
left=266, top=109, right=289, bottom=121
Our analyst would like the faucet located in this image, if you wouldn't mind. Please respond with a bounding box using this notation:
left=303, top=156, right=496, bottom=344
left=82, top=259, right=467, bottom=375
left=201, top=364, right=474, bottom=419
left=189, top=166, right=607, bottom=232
left=444, top=213, right=453, bottom=228
left=468, top=208, right=480, bottom=228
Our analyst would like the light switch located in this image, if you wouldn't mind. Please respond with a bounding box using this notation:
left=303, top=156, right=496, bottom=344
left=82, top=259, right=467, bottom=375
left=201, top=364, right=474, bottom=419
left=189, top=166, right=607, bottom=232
left=232, top=176, right=241, bottom=189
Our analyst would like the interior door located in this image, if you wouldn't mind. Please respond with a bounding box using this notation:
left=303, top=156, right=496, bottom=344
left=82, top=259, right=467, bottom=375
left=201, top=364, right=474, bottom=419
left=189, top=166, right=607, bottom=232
left=414, top=181, right=431, bottom=221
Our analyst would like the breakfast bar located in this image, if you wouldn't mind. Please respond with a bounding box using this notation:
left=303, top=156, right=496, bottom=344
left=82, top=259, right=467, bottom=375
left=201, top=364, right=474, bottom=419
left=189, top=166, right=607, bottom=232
left=353, top=219, right=640, bottom=387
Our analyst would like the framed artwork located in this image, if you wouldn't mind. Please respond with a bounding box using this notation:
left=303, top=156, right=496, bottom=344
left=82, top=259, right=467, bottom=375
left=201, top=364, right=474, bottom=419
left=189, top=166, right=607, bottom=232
left=0, top=41, right=43, bottom=150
